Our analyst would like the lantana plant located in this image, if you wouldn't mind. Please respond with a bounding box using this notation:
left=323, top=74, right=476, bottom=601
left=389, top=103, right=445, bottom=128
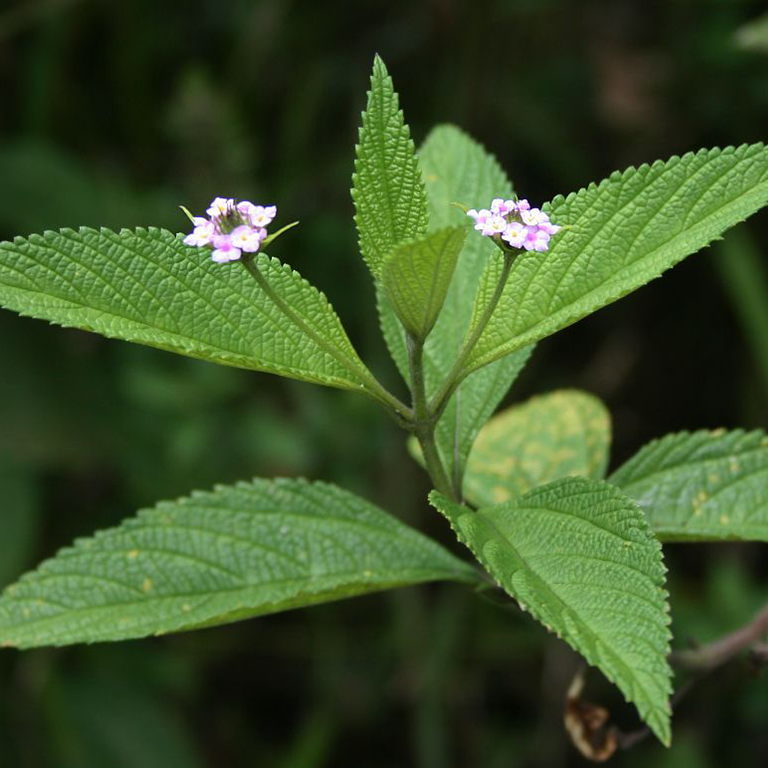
left=2, top=55, right=768, bottom=759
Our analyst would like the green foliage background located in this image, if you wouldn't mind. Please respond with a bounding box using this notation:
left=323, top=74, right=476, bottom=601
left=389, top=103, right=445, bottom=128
left=1, top=1, right=768, bottom=765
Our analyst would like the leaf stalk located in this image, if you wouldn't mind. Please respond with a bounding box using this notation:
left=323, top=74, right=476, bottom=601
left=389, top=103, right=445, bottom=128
left=240, top=256, right=413, bottom=424
left=429, top=251, right=516, bottom=422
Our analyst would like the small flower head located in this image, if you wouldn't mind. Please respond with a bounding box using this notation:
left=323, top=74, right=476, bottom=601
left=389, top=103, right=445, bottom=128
left=238, top=202, right=277, bottom=229
left=183, top=217, right=215, bottom=247
left=523, top=227, right=551, bottom=252
left=206, top=197, right=235, bottom=218
left=183, top=196, right=278, bottom=263
left=230, top=224, right=266, bottom=253
left=538, top=220, right=561, bottom=236
left=490, top=198, right=517, bottom=216
left=502, top=221, right=527, bottom=248
left=468, top=209, right=507, bottom=237
left=520, top=207, right=547, bottom=227
left=466, top=196, right=559, bottom=253
left=211, top=234, right=242, bottom=263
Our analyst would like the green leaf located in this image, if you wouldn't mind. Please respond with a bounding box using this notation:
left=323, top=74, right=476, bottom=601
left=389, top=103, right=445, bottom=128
left=0, top=227, right=390, bottom=403
left=0, top=478, right=479, bottom=648
left=421, top=127, right=534, bottom=486
left=381, top=226, right=465, bottom=342
left=610, top=429, right=768, bottom=542
left=430, top=477, right=672, bottom=745
left=465, top=144, right=768, bottom=376
left=352, top=55, right=428, bottom=279
left=382, top=126, right=533, bottom=485
left=463, top=390, right=611, bottom=507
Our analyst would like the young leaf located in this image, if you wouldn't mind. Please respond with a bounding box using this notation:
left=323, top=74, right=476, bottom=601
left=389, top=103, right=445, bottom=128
left=381, top=226, right=465, bottom=342
left=430, top=477, right=672, bottom=745
left=380, top=125, right=533, bottom=484
left=464, top=143, right=768, bottom=377
left=0, top=478, right=479, bottom=648
left=610, top=429, right=768, bottom=542
left=0, top=227, right=391, bottom=405
left=420, top=126, right=535, bottom=486
left=352, top=55, right=428, bottom=279
left=463, top=389, right=611, bottom=506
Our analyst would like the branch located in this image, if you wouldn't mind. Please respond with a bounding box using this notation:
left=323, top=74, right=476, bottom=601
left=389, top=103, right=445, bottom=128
left=671, top=598, right=768, bottom=670
left=564, top=597, right=768, bottom=761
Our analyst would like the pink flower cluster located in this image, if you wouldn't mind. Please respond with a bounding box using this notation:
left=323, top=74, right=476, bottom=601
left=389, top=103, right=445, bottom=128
left=184, top=197, right=277, bottom=263
left=467, top=198, right=560, bottom=252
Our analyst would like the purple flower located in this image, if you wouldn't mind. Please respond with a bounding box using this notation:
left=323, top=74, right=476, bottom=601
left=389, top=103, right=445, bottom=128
left=183, top=217, right=215, bottom=247
left=238, top=202, right=277, bottom=228
left=207, top=197, right=235, bottom=218
left=211, top=234, right=242, bottom=263
left=490, top=198, right=517, bottom=216
left=183, top=196, right=278, bottom=263
left=467, top=196, right=560, bottom=253
left=468, top=209, right=507, bottom=237
left=230, top=224, right=265, bottom=254
left=523, top=227, right=551, bottom=252
left=520, top=207, right=547, bottom=227
left=538, top=220, right=561, bottom=235
left=502, top=221, right=527, bottom=249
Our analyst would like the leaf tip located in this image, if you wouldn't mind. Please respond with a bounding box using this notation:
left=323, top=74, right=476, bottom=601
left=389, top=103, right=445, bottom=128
left=372, top=52, right=387, bottom=73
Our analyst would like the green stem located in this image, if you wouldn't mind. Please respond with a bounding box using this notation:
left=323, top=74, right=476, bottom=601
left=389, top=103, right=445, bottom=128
left=428, top=252, right=515, bottom=421
left=406, top=333, right=455, bottom=500
left=240, top=257, right=413, bottom=424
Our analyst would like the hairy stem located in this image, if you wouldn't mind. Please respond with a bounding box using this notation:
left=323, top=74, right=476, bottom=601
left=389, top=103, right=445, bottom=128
left=429, top=252, right=515, bottom=421
left=406, top=333, right=456, bottom=500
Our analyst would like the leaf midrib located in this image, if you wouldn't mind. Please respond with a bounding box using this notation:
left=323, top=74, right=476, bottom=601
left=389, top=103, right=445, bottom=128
left=0, top=567, right=463, bottom=637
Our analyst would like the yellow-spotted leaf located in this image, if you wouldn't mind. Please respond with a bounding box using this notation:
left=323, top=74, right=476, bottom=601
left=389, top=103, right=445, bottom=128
left=0, top=478, right=479, bottom=649
left=610, top=429, right=768, bottom=542
left=463, top=390, right=611, bottom=506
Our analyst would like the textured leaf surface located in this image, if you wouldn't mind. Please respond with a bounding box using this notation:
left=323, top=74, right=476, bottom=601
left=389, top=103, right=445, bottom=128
left=431, top=477, right=672, bottom=744
left=0, top=227, right=386, bottom=399
left=381, top=226, right=465, bottom=341
left=352, top=55, right=428, bottom=279
left=463, top=390, right=611, bottom=507
left=610, top=429, right=768, bottom=542
left=465, top=144, right=768, bottom=375
left=0, top=479, right=478, bottom=648
left=382, top=126, right=532, bottom=485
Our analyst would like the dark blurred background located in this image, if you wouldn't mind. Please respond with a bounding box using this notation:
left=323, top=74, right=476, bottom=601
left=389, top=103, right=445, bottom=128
left=2, top=1, right=768, bottom=766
